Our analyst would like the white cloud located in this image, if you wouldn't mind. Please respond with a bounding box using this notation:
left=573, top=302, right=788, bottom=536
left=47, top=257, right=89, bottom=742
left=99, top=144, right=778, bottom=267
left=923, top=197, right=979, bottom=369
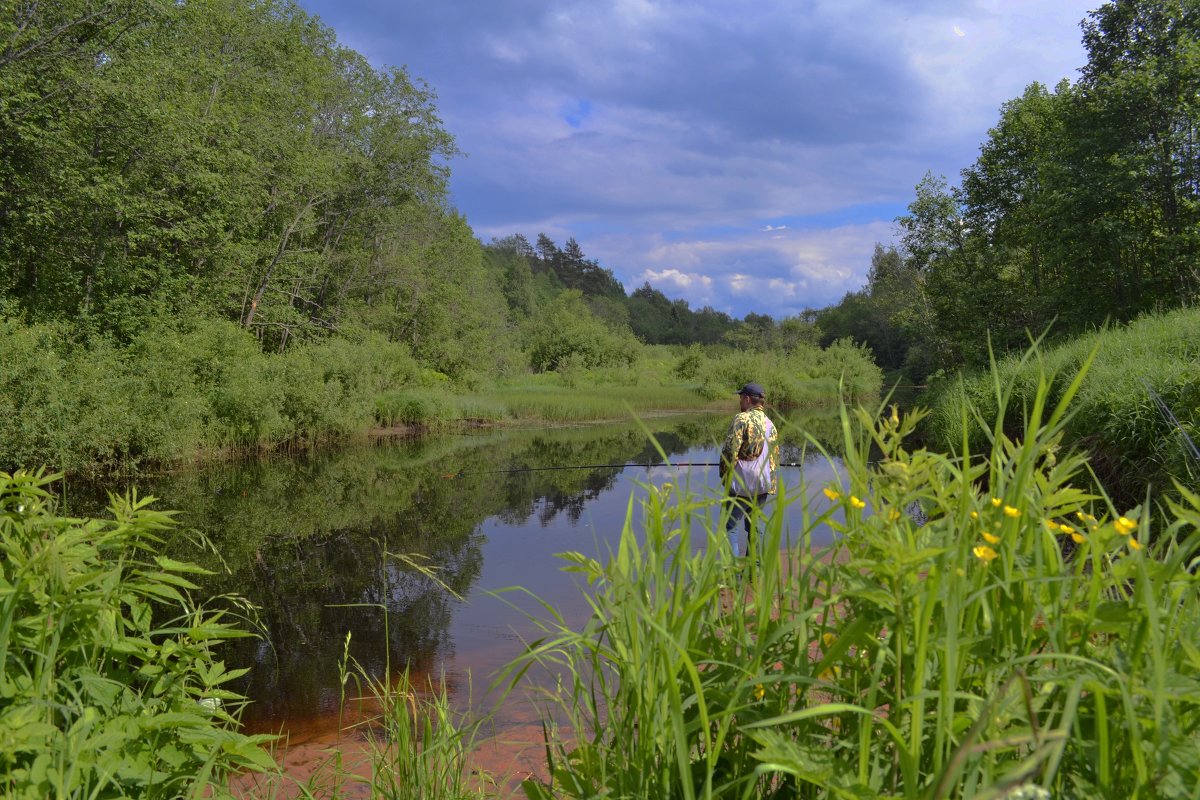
left=300, top=0, right=1096, bottom=316
left=637, top=268, right=714, bottom=292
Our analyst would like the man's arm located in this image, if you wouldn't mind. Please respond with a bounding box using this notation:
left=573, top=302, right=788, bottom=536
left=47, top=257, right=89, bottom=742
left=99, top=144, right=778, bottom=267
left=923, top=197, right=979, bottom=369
left=719, top=415, right=744, bottom=482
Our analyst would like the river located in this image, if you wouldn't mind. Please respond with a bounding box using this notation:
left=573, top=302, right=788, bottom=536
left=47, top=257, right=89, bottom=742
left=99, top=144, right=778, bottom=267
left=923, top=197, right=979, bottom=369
left=69, top=409, right=848, bottom=786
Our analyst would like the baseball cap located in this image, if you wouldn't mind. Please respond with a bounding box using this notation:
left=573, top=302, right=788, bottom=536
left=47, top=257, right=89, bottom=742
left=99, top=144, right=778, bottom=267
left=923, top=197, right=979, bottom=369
left=736, top=382, right=765, bottom=399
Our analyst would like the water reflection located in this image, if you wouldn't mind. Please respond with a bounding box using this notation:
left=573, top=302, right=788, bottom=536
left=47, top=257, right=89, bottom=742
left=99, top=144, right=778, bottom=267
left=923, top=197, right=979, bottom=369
left=70, top=409, right=847, bottom=738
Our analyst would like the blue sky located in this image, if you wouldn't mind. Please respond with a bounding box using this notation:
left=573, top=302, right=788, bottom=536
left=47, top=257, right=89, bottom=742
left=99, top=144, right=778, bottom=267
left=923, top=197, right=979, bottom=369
left=296, top=0, right=1098, bottom=319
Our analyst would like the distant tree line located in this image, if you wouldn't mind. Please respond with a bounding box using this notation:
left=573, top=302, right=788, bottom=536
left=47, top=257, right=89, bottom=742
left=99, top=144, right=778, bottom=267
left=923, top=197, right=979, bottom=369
left=484, top=233, right=825, bottom=354
left=817, top=0, right=1200, bottom=381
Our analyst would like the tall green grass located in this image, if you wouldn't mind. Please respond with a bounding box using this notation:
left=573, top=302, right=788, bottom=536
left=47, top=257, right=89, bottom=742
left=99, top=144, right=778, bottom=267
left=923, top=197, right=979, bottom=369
left=499, top=353, right=1200, bottom=798
left=926, top=306, right=1200, bottom=502
left=481, top=381, right=725, bottom=423
left=691, top=338, right=883, bottom=406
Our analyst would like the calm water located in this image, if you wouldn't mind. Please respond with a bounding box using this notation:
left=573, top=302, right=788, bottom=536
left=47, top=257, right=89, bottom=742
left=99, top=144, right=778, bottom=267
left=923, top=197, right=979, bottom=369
left=71, top=411, right=847, bottom=742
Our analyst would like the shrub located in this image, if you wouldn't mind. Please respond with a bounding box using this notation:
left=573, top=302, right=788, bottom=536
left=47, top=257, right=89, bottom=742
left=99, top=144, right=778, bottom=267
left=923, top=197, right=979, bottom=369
left=0, top=470, right=275, bottom=798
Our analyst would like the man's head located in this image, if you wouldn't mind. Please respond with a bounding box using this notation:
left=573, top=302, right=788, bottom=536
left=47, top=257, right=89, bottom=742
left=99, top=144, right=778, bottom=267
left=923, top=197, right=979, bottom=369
left=737, top=382, right=765, bottom=410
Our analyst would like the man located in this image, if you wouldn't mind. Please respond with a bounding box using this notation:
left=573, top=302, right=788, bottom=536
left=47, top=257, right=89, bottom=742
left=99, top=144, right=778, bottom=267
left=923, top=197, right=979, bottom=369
left=719, top=382, right=778, bottom=558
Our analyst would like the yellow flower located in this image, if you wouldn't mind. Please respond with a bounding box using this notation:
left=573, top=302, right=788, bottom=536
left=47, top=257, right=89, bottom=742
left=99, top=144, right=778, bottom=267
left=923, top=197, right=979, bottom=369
left=1003, top=505, right=1020, bottom=518
left=969, top=511, right=980, bottom=520
left=1071, top=532, right=1086, bottom=544
left=1128, top=538, right=1142, bottom=551
left=1058, top=523, right=1074, bottom=535
left=823, top=487, right=841, bottom=501
left=991, top=497, right=1002, bottom=508
left=887, top=509, right=901, bottom=522
left=1044, top=519, right=1057, bottom=530
left=822, top=632, right=837, bottom=647
left=818, top=666, right=841, bottom=681
left=1114, top=516, right=1137, bottom=536
left=973, top=545, right=998, bottom=562
left=753, top=684, right=765, bottom=701
left=1075, top=511, right=1096, bottom=523
left=850, top=495, right=866, bottom=510
left=981, top=531, right=1000, bottom=545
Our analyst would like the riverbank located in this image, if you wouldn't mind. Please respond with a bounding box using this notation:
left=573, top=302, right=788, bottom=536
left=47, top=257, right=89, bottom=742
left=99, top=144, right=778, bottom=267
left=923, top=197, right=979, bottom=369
left=0, top=315, right=881, bottom=479
left=923, top=305, right=1200, bottom=504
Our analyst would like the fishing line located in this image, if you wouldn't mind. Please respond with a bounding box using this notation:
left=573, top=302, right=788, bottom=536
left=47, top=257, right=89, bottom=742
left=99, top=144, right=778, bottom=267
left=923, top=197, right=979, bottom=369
left=444, top=461, right=810, bottom=479
left=1141, top=378, right=1200, bottom=467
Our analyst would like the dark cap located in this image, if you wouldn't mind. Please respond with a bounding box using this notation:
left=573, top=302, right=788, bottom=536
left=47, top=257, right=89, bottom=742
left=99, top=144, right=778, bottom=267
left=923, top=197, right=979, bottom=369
left=737, top=382, right=765, bottom=399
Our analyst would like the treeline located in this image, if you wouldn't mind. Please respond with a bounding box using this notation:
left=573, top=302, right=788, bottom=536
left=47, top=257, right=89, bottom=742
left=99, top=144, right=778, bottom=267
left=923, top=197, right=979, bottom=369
left=818, top=0, right=1200, bottom=382
left=488, top=231, right=744, bottom=346
left=485, top=233, right=824, bottom=353
left=1, top=0, right=839, bottom=385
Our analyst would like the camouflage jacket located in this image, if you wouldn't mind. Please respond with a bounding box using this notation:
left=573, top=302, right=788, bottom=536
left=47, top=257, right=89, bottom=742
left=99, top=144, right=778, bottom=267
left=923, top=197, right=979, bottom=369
left=719, top=406, right=779, bottom=494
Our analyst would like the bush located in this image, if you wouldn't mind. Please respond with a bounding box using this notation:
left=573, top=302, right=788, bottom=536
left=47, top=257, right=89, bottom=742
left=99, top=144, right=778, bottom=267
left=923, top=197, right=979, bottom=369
left=525, top=290, right=641, bottom=372
left=0, top=470, right=275, bottom=798
left=694, top=339, right=882, bottom=408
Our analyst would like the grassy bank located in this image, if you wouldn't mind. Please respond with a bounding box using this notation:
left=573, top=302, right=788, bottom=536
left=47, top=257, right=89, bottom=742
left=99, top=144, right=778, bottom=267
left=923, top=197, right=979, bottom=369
left=0, top=317, right=881, bottom=477
left=924, top=306, right=1200, bottom=502
left=501, top=358, right=1200, bottom=798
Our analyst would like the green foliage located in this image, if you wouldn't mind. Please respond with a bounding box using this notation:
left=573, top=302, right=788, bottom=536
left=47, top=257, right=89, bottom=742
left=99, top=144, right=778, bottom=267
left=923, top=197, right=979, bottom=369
left=0, top=317, right=423, bottom=473
left=0, top=0, right=459, bottom=347
left=502, top=350, right=1200, bottom=799
left=926, top=306, right=1200, bottom=503
left=524, top=290, right=641, bottom=373
left=818, top=1, right=1200, bottom=382
left=673, top=345, right=705, bottom=380
left=693, top=338, right=882, bottom=406
left=625, top=283, right=740, bottom=345
left=0, top=470, right=275, bottom=798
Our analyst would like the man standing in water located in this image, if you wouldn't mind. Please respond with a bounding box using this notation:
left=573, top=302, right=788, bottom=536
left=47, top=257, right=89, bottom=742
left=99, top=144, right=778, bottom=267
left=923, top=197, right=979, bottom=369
left=719, top=382, right=778, bottom=559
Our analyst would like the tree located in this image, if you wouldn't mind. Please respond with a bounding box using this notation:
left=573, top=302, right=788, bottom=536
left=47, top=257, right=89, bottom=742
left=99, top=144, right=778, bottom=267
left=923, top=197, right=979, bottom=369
left=524, top=290, right=638, bottom=372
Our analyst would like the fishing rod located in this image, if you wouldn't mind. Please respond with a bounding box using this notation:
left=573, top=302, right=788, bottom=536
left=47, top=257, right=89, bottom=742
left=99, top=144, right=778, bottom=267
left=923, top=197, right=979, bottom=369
left=444, top=461, right=810, bottom=479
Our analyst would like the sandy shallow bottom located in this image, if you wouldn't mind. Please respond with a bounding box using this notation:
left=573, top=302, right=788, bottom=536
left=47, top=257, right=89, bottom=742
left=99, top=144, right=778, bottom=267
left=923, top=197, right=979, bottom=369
left=230, top=685, right=554, bottom=799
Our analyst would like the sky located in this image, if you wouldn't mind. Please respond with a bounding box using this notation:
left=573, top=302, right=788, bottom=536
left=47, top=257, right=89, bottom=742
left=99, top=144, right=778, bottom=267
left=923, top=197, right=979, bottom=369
left=296, top=0, right=1099, bottom=319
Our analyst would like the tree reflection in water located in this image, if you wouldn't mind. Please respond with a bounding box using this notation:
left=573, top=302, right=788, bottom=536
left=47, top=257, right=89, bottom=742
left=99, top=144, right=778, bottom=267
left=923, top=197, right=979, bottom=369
left=67, top=408, right=844, bottom=734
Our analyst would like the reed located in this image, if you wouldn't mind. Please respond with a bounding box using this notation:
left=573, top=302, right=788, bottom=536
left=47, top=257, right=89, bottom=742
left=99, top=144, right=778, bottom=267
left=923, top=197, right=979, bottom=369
left=499, top=350, right=1200, bottom=798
